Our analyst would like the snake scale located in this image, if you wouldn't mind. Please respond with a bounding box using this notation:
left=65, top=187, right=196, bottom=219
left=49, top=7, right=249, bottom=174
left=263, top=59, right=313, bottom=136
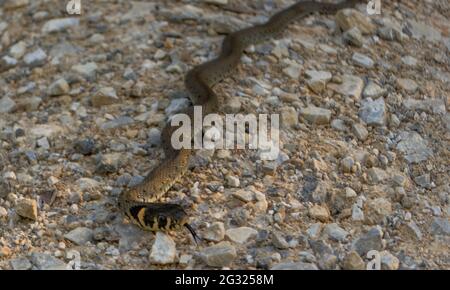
left=119, top=0, right=361, bottom=241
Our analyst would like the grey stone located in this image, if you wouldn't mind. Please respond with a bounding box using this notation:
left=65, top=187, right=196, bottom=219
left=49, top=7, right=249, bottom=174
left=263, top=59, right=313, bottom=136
left=367, top=167, right=388, bottom=184
left=300, top=106, right=332, bottom=125
left=165, top=98, right=190, bottom=115
left=352, top=227, right=383, bottom=256
left=342, top=251, right=365, bottom=270
left=430, top=218, right=450, bottom=236
left=92, top=87, right=119, bottom=107
left=396, top=78, right=418, bottom=93
left=9, top=257, right=32, bottom=270
left=414, top=174, right=432, bottom=189
left=42, top=17, right=80, bottom=33
left=363, top=81, right=387, bottom=99
left=96, top=153, right=123, bottom=173
left=48, top=78, right=70, bottom=96
left=343, top=27, right=363, bottom=47
left=396, top=131, right=433, bottom=164
left=352, top=123, right=369, bottom=141
left=0, top=96, right=16, bottom=113
left=359, top=97, right=386, bottom=126
left=328, top=74, right=364, bottom=99
left=406, top=20, right=442, bottom=42
left=23, top=48, right=47, bottom=67
left=324, top=223, right=349, bottom=242
left=403, top=98, right=446, bottom=115
left=305, top=70, right=332, bottom=94
left=149, top=232, right=177, bottom=264
left=203, top=222, right=225, bottom=242
left=29, top=253, right=66, bottom=270
left=225, top=227, right=257, bottom=244
left=72, top=62, right=98, bottom=80
left=64, top=227, right=94, bottom=245
left=100, top=116, right=134, bottom=130
left=352, top=52, right=374, bottom=68
left=0, top=55, right=18, bottom=71
left=201, top=242, right=237, bottom=267
left=271, top=262, right=318, bottom=270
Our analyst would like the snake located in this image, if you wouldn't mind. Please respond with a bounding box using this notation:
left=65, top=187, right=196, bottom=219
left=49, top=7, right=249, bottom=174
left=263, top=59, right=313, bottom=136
left=118, top=0, right=362, bottom=241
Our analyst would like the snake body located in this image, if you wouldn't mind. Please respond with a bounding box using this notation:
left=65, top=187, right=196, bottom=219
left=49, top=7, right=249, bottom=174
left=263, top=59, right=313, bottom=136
left=119, top=0, right=361, bottom=240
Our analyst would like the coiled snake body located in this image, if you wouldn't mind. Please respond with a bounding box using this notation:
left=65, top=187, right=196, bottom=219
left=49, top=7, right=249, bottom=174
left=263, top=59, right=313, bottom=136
left=119, top=0, right=361, bottom=240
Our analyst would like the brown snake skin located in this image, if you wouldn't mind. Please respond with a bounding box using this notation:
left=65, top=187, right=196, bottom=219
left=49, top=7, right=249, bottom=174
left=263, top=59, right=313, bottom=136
left=118, top=0, right=362, bottom=241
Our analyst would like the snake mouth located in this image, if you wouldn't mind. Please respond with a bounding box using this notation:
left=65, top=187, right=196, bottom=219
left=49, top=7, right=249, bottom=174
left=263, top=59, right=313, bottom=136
left=184, top=223, right=202, bottom=245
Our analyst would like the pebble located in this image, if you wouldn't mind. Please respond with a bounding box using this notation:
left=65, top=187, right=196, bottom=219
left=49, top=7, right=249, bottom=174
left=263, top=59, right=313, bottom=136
left=0, top=206, right=7, bottom=218
left=352, top=204, right=365, bottom=221
left=363, top=81, right=386, bottom=99
left=352, top=52, right=375, bottom=69
left=64, top=227, right=94, bottom=245
left=328, top=74, right=364, bottom=99
left=271, top=262, right=318, bottom=270
left=9, top=257, right=33, bottom=270
left=23, top=48, right=47, bottom=67
left=400, top=221, right=423, bottom=241
left=396, top=131, right=433, bottom=164
left=48, top=78, right=70, bottom=96
left=280, top=106, right=298, bottom=128
left=92, top=87, right=119, bottom=107
left=42, top=18, right=80, bottom=33
left=305, top=70, right=332, bottom=94
left=352, top=123, right=369, bottom=141
left=271, top=231, right=289, bottom=249
left=15, top=198, right=38, bottom=220
left=342, top=27, right=363, bottom=47
left=74, top=138, right=96, bottom=155
left=201, top=242, right=237, bottom=267
left=226, top=175, right=240, bottom=188
left=300, top=106, right=331, bottom=125
left=203, top=222, right=225, bottom=242
left=72, top=62, right=98, bottom=80
left=340, top=156, right=355, bottom=173
left=282, top=63, right=301, bottom=79
left=352, top=227, right=383, bottom=256
left=149, top=232, right=177, bottom=264
left=29, top=252, right=67, bottom=270
left=342, top=251, right=365, bottom=270
left=359, top=97, right=386, bottom=126
left=0, top=96, right=16, bottom=113
left=225, top=227, right=257, bottom=244
left=430, top=218, right=450, bottom=236
left=324, top=223, right=349, bottom=242
left=396, top=78, right=418, bottom=93
left=380, top=251, right=400, bottom=270
left=308, top=204, right=331, bottom=222
left=414, top=174, right=432, bottom=189
left=367, top=167, right=388, bottom=184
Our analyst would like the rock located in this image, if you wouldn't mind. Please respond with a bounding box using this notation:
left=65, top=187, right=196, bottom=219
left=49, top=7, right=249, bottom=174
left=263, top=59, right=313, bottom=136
left=366, top=197, right=392, bottom=224
left=74, top=138, right=96, bottom=155
left=352, top=204, right=364, bottom=221
left=306, top=223, right=323, bottom=239
left=72, top=62, right=98, bottom=80
left=30, top=124, right=63, bottom=138
left=380, top=251, right=400, bottom=270
left=430, top=218, right=450, bottom=236
left=23, top=48, right=47, bottom=67
left=367, top=167, right=388, bottom=184
left=147, top=128, right=162, bottom=147
left=92, top=87, right=119, bottom=107
left=76, top=178, right=100, bottom=191
left=340, top=156, right=355, bottom=173
left=363, top=81, right=387, bottom=99
left=396, top=78, right=418, bottom=93
left=0, top=55, right=18, bottom=72
left=352, top=52, right=374, bottom=69
left=203, top=222, right=225, bottom=242
left=414, top=174, right=432, bottom=189
left=359, top=97, right=386, bottom=126
left=280, top=106, right=298, bottom=128
left=48, top=78, right=70, bottom=96
left=342, top=251, right=365, bottom=270
left=282, top=63, right=301, bottom=79
left=271, top=262, right=318, bottom=270
left=4, top=0, right=29, bottom=9
left=64, top=227, right=94, bottom=245
left=331, top=119, right=347, bottom=131
left=401, top=56, right=418, bottom=67
left=0, top=206, right=7, bottom=218
left=100, top=116, right=134, bottom=130
left=403, top=98, right=446, bottom=115
left=324, top=223, right=349, bottom=242
left=0, top=96, right=16, bottom=113
left=271, top=232, right=289, bottom=249
left=42, top=17, right=80, bottom=33
left=29, top=253, right=66, bottom=270
left=352, top=123, right=369, bottom=141
left=226, top=175, right=240, bottom=188
left=335, top=9, right=376, bottom=34
left=305, top=70, right=332, bottom=94
left=406, top=19, right=442, bottom=42
left=400, top=221, right=423, bottom=241
left=96, top=153, right=123, bottom=173
left=300, top=106, right=331, bottom=125
left=165, top=98, right=190, bottom=115
left=225, top=227, right=257, bottom=244
left=201, top=242, right=237, bottom=267
left=9, top=257, right=32, bottom=270
left=309, top=204, right=330, bottom=222
left=377, top=18, right=408, bottom=42
left=342, top=27, right=363, bottom=47
left=149, top=232, right=177, bottom=264
left=36, top=136, right=50, bottom=149
left=328, top=74, right=364, bottom=99
left=15, top=198, right=38, bottom=220
left=352, top=227, right=383, bottom=256
left=396, top=131, right=433, bottom=164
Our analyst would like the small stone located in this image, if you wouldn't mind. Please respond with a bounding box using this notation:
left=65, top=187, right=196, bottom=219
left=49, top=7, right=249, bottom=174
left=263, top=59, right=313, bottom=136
left=343, top=27, right=364, bottom=47
left=149, top=232, right=177, bottom=264
left=300, top=106, right=331, bottom=125
left=430, top=218, right=450, bottom=236
left=225, top=227, right=257, bottom=244
left=396, top=131, right=433, bottom=164
left=203, top=222, right=225, bottom=242
left=271, top=262, right=318, bottom=270
left=9, top=258, right=32, bottom=270
left=64, top=227, right=94, bottom=245
left=367, top=167, right=388, bottom=184
left=363, top=81, right=387, bottom=99
left=123, top=67, right=137, bottom=80
left=335, top=8, right=376, bottom=34
left=179, top=254, right=192, bottom=265
left=0, top=206, right=7, bottom=218
left=401, top=56, right=418, bottom=67
left=48, top=79, right=70, bottom=96
left=36, top=137, right=50, bottom=149
left=352, top=52, right=374, bottom=69
left=42, top=18, right=80, bottom=33
left=380, top=251, right=400, bottom=270
left=324, top=223, right=349, bottom=242
left=201, top=241, right=237, bottom=267
left=396, top=78, right=418, bottom=93
left=359, top=97, right=386, bottom=126
left=352, top=227, right=383, bottom=256
left=15, top=198, right=38, bottom=220
left=392, top=174, right=407, bottom=187
left=345, top=187, right=357, bottom=198
left=0, top=55, right=18, bottom=71
left=352, top=123, right=369, bottom=141
left=92, top=87, right=119, bottom=107
left=147, top=128, right=162, bottom=147
left=96, top=153, right=122, bottom=173
left=328, top=74, right=364, bottom=99
left=165, top=98, right=190, bottom=115
left=340, top=156, right=355, bottom=173
left=342, top=251, right=365, bottom=270
left=282, top=63, right=301, bottom=79
left=331, top=119, right=347, bottom=131
left=366, top=197, right=392, bottom=224
left=23, top=48, right=47, bottom=67
left=29, top=253, right=66, bottom=270
left=72, top=62, right=98, bottom=80
left=280, top=106, right=298, bottom=128
left=305, top=70, right=332, bottom=94
left=226, top=175, right=240, bottom=188
left=74, top=138, right=96, bottom=155
left=309, top=204, right=331, bottom=222
left=352, top=204, right=365, bottom=221
left=414, top=174, right=432, bottom=189
left=400, top=221, right=423, bottom=241
left=271, top=231, right=289, bottom=249
left=0, top=96, right=16, bottom=113
left=306, top=223, right=323, bottom=239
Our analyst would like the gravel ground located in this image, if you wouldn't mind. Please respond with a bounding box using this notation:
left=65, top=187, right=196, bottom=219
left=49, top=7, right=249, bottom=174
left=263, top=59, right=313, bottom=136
left=0, top=0, right=449, bottom=270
